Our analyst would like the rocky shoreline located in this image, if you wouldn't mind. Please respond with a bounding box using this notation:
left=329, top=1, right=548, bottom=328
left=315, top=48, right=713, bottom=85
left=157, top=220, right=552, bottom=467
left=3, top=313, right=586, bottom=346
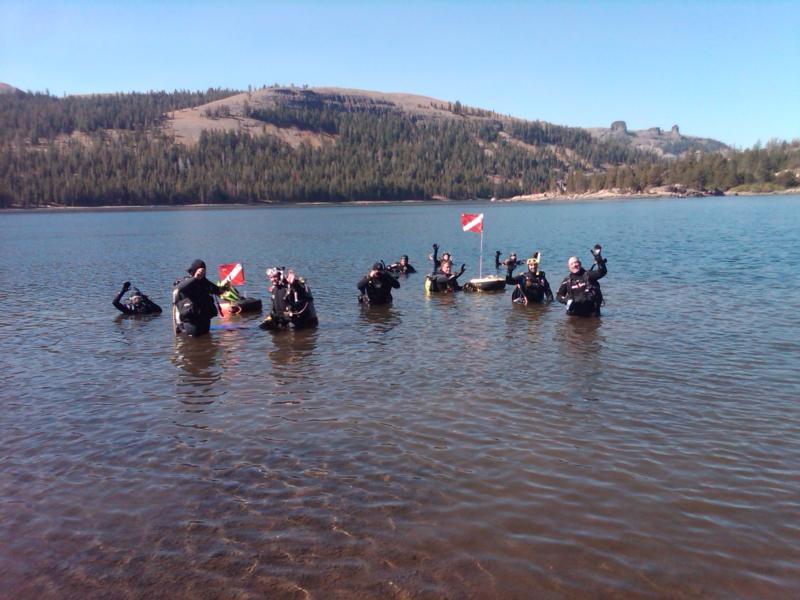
left=3, top=186, right=799, bottom=212
left=505, top=184, right=800, bottom=202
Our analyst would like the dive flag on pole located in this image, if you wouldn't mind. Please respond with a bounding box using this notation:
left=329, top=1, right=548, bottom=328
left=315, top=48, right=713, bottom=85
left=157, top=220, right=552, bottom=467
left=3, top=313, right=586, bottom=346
left=461, top=212, right=484, bottom=233
left=219, top=262, right=245, bottom=285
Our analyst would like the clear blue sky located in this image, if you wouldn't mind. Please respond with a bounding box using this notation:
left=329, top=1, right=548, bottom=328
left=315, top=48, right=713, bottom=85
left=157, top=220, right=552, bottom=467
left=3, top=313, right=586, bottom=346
left=2, top=1, right=798, bottom=148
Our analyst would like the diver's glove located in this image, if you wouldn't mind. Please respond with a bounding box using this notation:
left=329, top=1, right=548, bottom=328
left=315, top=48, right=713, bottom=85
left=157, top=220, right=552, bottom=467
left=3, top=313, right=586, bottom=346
left=432, top=243, right=439, bottom=251
left=122, top=281, right=131, bottom=292
left=591, top=244, right=607, bottom=264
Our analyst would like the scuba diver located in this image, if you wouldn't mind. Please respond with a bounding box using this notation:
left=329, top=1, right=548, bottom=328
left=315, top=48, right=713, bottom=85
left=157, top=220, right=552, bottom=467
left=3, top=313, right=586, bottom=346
left=386, top=255, right=416, bottom=274
left=358, top=262, right=401, bottom=305
left=495, top=250, right=524, bottom=271
left=426, top=259, right=467, bottom=293
left=173, top=259, right=230, bottom=336
left=506, top=253, right=554, bottom=305
left=113, top=281, right=162, bottom=315
left=556, top=244, right=608, bottom=317
left=429, top=243, right=453, bottom=274
left=260, top=267, right=318, bottom=330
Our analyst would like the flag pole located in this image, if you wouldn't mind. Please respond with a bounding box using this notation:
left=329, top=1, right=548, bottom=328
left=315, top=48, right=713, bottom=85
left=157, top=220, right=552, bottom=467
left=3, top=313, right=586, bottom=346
left=479, top=228, right=483, bottom=278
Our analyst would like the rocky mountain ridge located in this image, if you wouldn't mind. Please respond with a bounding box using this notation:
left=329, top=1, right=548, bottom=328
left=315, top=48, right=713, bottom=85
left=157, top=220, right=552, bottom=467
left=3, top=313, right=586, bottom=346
left=587, top=120, right=727, bottom=157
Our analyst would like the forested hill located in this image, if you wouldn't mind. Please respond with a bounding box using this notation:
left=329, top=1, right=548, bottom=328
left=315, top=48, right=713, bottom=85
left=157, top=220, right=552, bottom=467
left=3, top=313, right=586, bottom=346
left=0, top=84, right=798, bottom=208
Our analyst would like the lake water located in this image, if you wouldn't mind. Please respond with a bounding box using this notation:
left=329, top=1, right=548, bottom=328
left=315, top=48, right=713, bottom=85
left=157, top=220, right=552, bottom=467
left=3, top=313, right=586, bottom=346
left=1, top=195, right=799, bottom=599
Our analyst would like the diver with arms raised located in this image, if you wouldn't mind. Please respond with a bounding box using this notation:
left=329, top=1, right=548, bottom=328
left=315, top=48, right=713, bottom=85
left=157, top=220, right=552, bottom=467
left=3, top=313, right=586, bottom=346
left=113, top=281, right=162, bottom=315
left=495, top=250, right=524, bottom=271
left=556, top=245, right=608, bottom=316
left=426, top=247, right=466, bottom=293
left=506, top=252, right=553, bottom=305
left=430, top=243, right=453, bottom=274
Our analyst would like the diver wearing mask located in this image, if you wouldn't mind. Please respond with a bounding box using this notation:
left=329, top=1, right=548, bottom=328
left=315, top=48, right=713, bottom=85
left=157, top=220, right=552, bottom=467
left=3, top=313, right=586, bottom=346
left=556, top=244, right=608, bottom=316
left=260, top=267, right=318, bottom=330
left=113, top=281, right=162, bottom=315
left=506, top=253, right=554, bottom=305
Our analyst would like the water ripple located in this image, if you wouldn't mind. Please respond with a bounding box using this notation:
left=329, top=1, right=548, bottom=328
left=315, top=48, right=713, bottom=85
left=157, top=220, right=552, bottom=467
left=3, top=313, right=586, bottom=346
left=2, top=197, right=800, bottom=598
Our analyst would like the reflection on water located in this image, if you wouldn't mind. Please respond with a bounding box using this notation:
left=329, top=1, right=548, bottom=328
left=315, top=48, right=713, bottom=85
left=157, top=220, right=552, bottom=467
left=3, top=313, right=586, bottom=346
left=558, top=314, right=603, bottom=355
left=269, top=327, right=318, bottom=363
left=556, top=317, right=604, bottom=402
left=503, top=300, right=548, bottom=344
left=172, top=335, right=222, bottom=384
left=172, top=334, right=222, bottom=405
left=2, top=196, right=800, bottom=599
left=357, top=303, right=402, bottom=333
left=268, top=328, right=319, bottom=385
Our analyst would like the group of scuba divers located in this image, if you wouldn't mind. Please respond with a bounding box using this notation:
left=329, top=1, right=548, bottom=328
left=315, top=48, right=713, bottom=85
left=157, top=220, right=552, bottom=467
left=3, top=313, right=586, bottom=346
left=356, top=243, right=608, bottom=314
left=112, top=245, right=608, bottom=337
left=112, top=259, right=319, bottom=335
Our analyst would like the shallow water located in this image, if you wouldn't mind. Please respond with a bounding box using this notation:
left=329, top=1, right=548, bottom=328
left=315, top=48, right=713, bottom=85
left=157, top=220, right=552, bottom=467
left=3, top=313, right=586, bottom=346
left=1, top=195, right=799, bottom=599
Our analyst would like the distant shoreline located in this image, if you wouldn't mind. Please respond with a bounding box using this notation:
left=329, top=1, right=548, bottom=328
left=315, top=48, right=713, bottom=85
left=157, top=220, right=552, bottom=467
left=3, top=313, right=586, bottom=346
left=2, top=188, right=799, bottom=213
left=504, top=186, right=800, bottom=203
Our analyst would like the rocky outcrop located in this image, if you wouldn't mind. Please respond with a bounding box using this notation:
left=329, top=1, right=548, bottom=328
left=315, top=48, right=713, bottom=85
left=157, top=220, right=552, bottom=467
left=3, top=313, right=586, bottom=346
left=586, top=121, right=726, bottom=158
left=610, top=120, right=628, bottom=133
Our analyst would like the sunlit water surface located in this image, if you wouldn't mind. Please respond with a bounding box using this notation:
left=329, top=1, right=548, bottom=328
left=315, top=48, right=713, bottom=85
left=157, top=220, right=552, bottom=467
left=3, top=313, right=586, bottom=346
left=1, top=195, right=799, bottom=599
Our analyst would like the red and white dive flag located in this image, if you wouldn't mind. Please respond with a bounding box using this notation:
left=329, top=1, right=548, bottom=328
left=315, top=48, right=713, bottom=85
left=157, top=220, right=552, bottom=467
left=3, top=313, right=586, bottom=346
left=461, top=212, right=484, bottom=233
left=219, top=262, right=245, bottom=285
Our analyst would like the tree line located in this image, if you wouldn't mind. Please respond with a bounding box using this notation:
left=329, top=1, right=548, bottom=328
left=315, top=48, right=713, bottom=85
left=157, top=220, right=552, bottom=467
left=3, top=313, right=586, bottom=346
left=0, top=89, right=797, bottom=207
left=563, top=141, right=799, bottom=194
left=0, top=88, right=241, bottom=143
left=0, top=116, right=563, bottom=206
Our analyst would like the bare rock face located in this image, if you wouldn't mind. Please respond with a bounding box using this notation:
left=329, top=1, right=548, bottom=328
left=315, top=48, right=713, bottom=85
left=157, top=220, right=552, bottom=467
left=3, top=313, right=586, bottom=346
left=610, top=120, right=628, bottom=133
left=671, top=125, right=680, bottom=136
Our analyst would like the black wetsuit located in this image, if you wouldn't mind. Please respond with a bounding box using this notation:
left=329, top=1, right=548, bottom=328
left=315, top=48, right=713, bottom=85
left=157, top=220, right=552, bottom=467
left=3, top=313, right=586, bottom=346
left=431, top=246, right=452, bottom=274
left=263, top=279, right=318, bottom=329
left=427, top=265, right=466, bottom=293
left=495, top=252, right=524, bottom=270
left=357, top=272, right=401, bottom=305
left=506, top=267, right=554, bottom=304
left=556, top=259, right=607, bottom=316
left=387, top=262, right=416, bottom=274
left=113, top=285, right=162, bottom=315
left=174, top=277, right=225, bottom=335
